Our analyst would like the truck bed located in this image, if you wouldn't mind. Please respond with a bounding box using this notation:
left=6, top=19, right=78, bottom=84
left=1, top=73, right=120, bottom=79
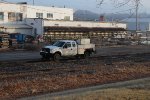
left=77, top=44, right=95, bottom=54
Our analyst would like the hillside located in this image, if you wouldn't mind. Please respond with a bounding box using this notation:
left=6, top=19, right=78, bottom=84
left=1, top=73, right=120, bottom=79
left=74, top=10, right=150, bottom=22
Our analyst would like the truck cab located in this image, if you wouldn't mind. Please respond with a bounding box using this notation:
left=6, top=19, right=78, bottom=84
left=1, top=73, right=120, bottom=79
left=57, top=40, right=78, bottom=56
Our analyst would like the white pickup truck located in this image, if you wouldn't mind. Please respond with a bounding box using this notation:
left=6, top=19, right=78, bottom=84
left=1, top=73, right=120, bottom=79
left=40, top=39, right=96, bottom=61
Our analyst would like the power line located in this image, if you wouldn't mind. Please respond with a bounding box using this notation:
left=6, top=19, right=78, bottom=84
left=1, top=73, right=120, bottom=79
left=111, top=8, right=135, bottom=14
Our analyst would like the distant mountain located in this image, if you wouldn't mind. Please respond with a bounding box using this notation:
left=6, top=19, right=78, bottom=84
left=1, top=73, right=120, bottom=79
left=74, top=10, right=99, bottom=21
left=74, top=10, right=150, bottom=22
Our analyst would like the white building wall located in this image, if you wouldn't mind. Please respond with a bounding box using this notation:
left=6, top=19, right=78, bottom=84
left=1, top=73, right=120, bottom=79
left=0, top=2, right=73, bottom=24
left=26, top=5, right=73, bottom=20
left=25, top=18, right=43, bottom=35
left=0, top=2, right=27, bottom=24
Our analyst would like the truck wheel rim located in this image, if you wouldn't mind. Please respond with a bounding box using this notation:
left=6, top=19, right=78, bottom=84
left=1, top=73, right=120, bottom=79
left=54, top=54, right=60, bottom=61
left=84, top=52, right=90, bottom=58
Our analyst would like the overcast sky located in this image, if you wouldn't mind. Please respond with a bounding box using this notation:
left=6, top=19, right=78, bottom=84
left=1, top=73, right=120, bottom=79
left=4, top=0, right=150, bottom=14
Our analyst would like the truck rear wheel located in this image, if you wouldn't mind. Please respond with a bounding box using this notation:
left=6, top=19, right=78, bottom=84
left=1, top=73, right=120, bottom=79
left=53, top=53, right=61, bottom=61
left=84, top=51, right=90, bottom=58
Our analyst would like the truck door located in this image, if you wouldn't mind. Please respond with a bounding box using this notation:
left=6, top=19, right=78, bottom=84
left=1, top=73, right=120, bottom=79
left=71, top=42, right=77, bottom=55
left=62, top=42, right=72, bottom=56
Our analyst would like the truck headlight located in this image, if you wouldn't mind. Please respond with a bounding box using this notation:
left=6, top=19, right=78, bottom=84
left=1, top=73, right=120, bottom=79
left=50, top=49, right=54, bottom=53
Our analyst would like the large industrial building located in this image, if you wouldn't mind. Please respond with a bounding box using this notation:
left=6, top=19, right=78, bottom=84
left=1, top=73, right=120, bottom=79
left=0, top=1, right=127, bottom=45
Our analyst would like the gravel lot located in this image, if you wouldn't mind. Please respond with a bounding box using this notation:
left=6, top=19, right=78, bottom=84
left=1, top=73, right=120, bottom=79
left=0, top=45, right=150, bottom=61
left=0, top=51, right=40, bottom=61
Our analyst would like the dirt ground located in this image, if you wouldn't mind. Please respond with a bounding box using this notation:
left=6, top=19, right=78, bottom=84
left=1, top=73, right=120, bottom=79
left=0, top=54, right=150, bottom=99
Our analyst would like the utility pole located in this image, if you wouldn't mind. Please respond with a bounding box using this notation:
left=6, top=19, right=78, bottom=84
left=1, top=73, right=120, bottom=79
left=33, top=0, right=34, bottom=5
left=135, top=0, right=140, bottom=32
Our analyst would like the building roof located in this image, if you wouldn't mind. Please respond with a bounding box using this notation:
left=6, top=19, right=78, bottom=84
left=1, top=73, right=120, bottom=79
left=0, top=24, right=32, bottom=29
left=0, top=1, right=73, bottom=10
left=44, top=26, right=126, bottom=32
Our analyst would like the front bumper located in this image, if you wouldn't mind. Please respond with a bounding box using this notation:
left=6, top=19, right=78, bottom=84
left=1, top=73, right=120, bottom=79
left=40, top=51, right=53, bottom=58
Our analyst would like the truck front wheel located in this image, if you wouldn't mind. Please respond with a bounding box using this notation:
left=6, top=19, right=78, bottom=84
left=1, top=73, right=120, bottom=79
left=53, top=53, right=61, bottom=61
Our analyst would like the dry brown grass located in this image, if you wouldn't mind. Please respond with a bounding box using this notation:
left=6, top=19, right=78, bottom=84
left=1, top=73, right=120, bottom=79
left=52, top=88, right=150, bottom=100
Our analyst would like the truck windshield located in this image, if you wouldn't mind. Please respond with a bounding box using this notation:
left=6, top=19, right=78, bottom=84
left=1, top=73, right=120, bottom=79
left=53, top=41, right=65, bottom=47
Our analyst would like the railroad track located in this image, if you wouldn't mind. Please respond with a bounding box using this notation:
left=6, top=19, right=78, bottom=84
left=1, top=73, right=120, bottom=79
left=0, top=53, right=150, bottom=80
left=0, top=60, right=97, bottom=80
left=25, top=53, right=150, bottom=65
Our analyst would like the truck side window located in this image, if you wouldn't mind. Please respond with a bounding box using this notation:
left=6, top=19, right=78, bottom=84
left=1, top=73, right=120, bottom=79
left=67, top=42, right=71, bottom=48
left=72, top=42, right=76, bottom=47
left=63, top=44, right=68, bottom=48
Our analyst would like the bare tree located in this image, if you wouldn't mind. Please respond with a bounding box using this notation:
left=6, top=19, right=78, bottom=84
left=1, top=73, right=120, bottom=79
left=96, top=0, right=104, bottom=6
left=97, top=0, right=141, bottom=31
left=97, top=0, right=141, bottom=8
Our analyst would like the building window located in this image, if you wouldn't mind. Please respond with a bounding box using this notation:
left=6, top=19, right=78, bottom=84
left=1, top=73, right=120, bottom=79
left=0, top=12, right=4, bottom=20
left=64, top=16, right=70, bottom=21
left=36, top=13, right=43, bottom=18
left=8, top=12, right=23, bottom=21
left=8, top=12, right=16, bottom=21
left=16, top=13, right=23, bottom=21
left=47, top=13, right=53, bottom=18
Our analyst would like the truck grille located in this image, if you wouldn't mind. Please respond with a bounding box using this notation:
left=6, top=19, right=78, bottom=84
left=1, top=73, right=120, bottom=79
left=42, top=48, right=50, bottom=53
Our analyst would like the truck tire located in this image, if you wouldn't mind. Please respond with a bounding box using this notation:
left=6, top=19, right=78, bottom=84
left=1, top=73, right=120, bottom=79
left=41, top=56, right=49, bottom=61
left=53, top=53, right=61, bottom=61
left=84, top=51, right=90, bottom=58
